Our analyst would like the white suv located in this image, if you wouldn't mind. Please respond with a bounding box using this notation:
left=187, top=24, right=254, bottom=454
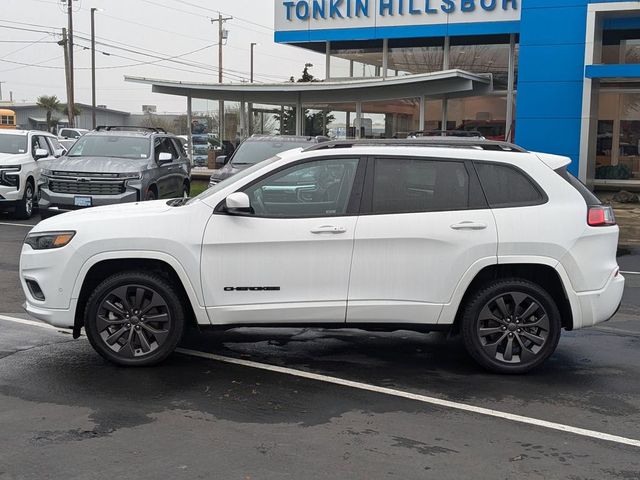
left=20, top=139, right=625, bottom=373
left=0, top=130, right=63, bottom=219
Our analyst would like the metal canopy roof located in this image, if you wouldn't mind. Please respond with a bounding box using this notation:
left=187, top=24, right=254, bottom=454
left=125, top=70, right=493, bottom=105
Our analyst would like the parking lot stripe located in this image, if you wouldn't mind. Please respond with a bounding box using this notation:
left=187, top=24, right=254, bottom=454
left=177, top=347, right=640, bottom=449
left=0, top=222, right=36, bottom=228
left=1, top=314, right=638, bottom=449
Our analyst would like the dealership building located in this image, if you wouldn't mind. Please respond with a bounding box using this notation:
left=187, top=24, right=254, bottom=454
left=132, top=0, right=640, bottom=188
left=275, top=0, right=640, bottom=188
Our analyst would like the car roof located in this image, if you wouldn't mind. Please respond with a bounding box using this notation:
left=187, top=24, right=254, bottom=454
left=83, top=130, right=162, bottom=138
left=0, top=129, right=54, bottom=137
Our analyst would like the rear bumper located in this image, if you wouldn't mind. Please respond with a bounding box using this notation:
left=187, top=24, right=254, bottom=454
left=573, top=271, right=625, bottom=329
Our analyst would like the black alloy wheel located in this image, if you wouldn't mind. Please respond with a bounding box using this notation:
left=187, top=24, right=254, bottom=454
left=84, top=272, right=185, bottom=366
left=461, top=279, right=561, bottom=374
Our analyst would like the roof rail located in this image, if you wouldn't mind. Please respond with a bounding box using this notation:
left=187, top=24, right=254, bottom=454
left=303, top=138, right=528, bottom=153
left=408, top=130, right=484, bottom=138
left=95, top=126, right=167, bottom=133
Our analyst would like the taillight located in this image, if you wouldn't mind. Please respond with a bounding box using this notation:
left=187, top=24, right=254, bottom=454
left=588, top=205, right=616, bottom=227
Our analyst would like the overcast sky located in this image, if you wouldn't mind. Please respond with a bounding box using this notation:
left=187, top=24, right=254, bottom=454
left=0, top=0, right=323, bottom=113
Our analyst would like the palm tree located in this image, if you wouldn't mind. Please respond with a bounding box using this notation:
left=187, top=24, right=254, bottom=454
left=36, top=95, right=61, bottom=133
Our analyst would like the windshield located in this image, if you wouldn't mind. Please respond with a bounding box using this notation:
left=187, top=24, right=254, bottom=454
left=231, top=140, right=310, bottom=165
left=0, top=134, right=28, bottom=155
left=67, top=135, right=151, bottom=159
left=188, top=156, right=281, bottom=204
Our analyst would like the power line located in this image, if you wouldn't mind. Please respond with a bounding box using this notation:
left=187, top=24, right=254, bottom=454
left=0, top=35, right=53, bottom=61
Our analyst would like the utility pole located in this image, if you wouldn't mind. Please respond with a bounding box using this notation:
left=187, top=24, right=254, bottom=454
left=211, top=14, right=232, bottom=144
left=90, top=8, right=101, bottom=129
left=59, top=28, right=72, bottom=126
left=66, top=0, right=76, bottom=127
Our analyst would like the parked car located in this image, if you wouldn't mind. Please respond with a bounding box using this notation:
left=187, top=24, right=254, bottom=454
left=209, top=135, right=329, bottom=187
left=58, top=127, right=89, bottom=151
left=21, top=138, right=624, bottom=373
left=0, top=129, right=64, bottom=219
left=38, top=126, right=191, bottom=218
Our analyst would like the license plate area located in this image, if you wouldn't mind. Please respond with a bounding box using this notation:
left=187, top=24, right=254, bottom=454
left=74, top=196, right=92, bottom=207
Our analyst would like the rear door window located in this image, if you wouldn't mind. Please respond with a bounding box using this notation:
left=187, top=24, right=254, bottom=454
left=370, top=158, right=483, bottom=214
left=475, top=162, right=546, bottom=208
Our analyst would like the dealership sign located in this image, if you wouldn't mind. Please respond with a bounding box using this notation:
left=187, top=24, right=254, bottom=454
left=275, top=0, right=521, bottom=36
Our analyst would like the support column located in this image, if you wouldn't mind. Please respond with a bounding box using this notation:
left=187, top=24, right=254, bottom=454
left=382, top=38, right=389, bottom=79
left=280, top=105, right=285, bottom=134
left=419, top=96, right=426, bottom=133
left=355, top=102, right=363, bottom=139
left=240, top=100, right=246, bottom=139
left=346, top=111, right=351, bottom=139
left=349, top=60, right=354, bottom=78
left=441, top=98, right=448, bottom=132
left=505, top=33, right=516, bottom=143
left=186, top=94, right=193, bottom=165
left=325, top=41, right=331, bottom=81
left=443, top=36, right=450, bottom=70
left=296, top=96, right=304, bottom=136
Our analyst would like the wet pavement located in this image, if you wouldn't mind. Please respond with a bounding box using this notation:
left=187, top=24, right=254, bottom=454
left=1, top=217, right=640, bottom=479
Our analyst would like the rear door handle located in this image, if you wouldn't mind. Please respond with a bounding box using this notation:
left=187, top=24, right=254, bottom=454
left=311, top=225, right=347, bottom=234
left=450, top=221, right=488, bottom=231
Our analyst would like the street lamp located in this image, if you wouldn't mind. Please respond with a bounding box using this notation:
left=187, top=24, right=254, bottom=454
left=90, top=7, right=103, bottom=129
left=250, top=42, right=259, bottom=84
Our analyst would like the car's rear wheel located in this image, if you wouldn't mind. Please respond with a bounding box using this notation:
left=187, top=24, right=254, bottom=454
left=14, top=181, right=34, bottom=219
left=461, top=279, right=561, bottom=374
left=84, top=271, right=185, bottom=366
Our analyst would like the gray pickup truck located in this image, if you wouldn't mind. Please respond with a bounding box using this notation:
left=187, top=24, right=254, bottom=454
left=39, top=127, right=191, bottom=218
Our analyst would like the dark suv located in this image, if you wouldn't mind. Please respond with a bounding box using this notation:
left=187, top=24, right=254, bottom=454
left=39, top=127, right=191, bottom=218
left=209, top=135, right=329, bottom=187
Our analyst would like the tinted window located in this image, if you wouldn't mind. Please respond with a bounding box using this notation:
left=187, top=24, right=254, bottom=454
left=32, top=136, right=51, bottom=157
left=475, top=162, right=544, bottom=207
left=244, top=158, right=359, bottom=218
left=47, top=137, right=63, bottom=152
left=68, top=135, right=150, bottom=159
left=154, top=137, right=179, bottom=161
left=372, top=158, right=471, bottom=214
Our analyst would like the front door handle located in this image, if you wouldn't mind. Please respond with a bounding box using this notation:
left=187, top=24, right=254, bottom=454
left=311, top=225, right=347, bottom=234
left=450, top=221, right=488, bottom=231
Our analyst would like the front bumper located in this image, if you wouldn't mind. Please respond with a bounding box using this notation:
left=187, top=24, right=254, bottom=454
left=0, top=184, right=22, bottom=202
left=23, top=300, right=75, bottom=329
left=39, top=187, right=139, bottom=214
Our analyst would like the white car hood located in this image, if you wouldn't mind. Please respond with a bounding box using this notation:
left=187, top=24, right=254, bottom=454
left=33, top=200, right=174, bottom=233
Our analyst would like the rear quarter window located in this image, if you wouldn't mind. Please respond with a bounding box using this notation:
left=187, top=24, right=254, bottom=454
left=555, top=167, right=601, bottom=206
left=475, top=162, right=546, bottom=208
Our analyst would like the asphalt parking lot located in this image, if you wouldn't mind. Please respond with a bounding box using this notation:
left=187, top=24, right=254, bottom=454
left=1, top=213, right=640, bottom=480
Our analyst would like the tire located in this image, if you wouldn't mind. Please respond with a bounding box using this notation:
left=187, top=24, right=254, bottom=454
left=145, top=188, right=156, bottom=201
left=84, top=271, right=186, bottom=367
left=13, top=181, right=34, bottom=220
left=460, top=278, right=561, bottom=374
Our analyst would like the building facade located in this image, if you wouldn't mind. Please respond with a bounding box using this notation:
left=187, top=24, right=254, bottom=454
left=275, top=0, right=640, bottom=188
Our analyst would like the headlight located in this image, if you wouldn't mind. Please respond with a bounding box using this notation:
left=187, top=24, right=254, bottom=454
left=0, top=166, right=20, bottom=188
left=118, top=172, right=142, bottom=180
left=25, top=231, right=76, bottom=250
left=41, top=168, right=52, bottom=177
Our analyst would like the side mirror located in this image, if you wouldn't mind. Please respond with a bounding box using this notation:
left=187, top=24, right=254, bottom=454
left=34, top=148, right=49, bottom=160
left=158, top=152, right=173, bottom=165
left=217, top=155, right=227, bottom=165
left=225, top=192, right=252, bottom=214
left=54, top=148, right=66, bottom=158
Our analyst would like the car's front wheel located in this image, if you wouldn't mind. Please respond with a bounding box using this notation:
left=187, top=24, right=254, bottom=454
left=14, top=181, right=34, bottom=219
left=461, top=279, right=561, bottom=374
left=84, top=271, right=185, bottom=366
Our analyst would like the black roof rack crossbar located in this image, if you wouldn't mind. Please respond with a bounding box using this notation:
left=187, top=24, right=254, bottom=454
left=95, top=126, right=167, bottom=133
left=303, top=138, right=528, bottom=153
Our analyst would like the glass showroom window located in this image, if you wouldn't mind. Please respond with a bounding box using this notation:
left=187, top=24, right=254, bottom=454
left=602, top=30, right=640, bottom=64
left=387, top=39, right=444, bottom=76
left=330, top=41, right=384, bottom=79
left=447, top=95, right=510, bottom=141
left=449, top=39, right=517, bottom=90
left=596, top=89, right=640, bottom=182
